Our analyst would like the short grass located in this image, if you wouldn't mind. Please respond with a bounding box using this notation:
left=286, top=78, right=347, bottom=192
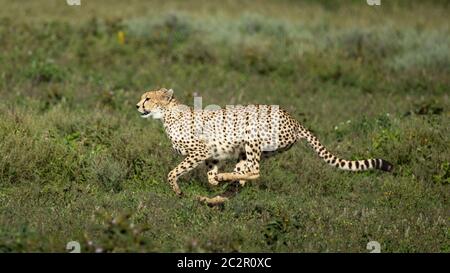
left=0, top=0, right=448, bottom=252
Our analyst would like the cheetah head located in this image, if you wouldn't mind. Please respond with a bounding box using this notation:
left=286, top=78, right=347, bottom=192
left=136, top=88, right=174, bottom=119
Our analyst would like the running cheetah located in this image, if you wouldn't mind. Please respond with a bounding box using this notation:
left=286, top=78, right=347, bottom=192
left=136, top=88, right=393, bottom=205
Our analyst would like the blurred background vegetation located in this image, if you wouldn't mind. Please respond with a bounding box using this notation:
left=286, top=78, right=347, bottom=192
left=0, top=0, right=448, bottom=252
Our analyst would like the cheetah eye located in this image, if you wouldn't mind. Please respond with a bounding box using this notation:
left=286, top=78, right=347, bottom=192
left=145, top=98, right=150, bottom=102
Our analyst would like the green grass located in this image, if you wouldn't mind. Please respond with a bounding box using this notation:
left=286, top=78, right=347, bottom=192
left=0, top=0, right=448, bottom=252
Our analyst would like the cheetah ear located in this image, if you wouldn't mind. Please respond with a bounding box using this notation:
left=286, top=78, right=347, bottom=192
left=165, top=88, right=174, bottom=100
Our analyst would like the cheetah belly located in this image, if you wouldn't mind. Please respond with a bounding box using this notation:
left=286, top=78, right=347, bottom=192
left=208, top=141, right=245, bottom=161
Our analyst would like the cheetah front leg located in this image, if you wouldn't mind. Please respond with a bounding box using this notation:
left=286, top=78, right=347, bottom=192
left=167, top=155, right=206, bottom=196
left=232, top=154, right=248, bottom=186
left=205, top=159, right=219, bottom=186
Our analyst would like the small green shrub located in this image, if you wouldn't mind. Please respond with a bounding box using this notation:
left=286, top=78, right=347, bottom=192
left=25, top=59, right=66, bottom=83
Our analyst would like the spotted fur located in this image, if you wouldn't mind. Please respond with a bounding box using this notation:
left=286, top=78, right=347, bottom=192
left=136, top=88, right=393, bottom=202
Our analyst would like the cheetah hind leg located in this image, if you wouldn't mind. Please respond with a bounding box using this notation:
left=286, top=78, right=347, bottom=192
left=197, top=159, right=248, bottom=206
left=215, top=160, right=261, bottom=183
left=215, top=142, right=261, bottom=184
left=211, top=159, right=249, bottom=185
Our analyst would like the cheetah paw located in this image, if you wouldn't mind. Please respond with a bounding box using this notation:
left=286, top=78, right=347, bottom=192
left=215, top=174, right=228, bottom=182
left=174, top=190, right=183, bottom=197
left=208, top=178, right=219, bottom=186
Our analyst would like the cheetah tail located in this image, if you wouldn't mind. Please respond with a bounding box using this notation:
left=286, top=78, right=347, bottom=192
left=299, top=128, right=393, bottom=172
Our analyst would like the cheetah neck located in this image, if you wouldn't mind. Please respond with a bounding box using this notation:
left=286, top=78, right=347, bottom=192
left=166, top=98, right=181, bottom=108
left=160, top=100, right=192, bottom=122
left=160, top=102, right=195, bottom=141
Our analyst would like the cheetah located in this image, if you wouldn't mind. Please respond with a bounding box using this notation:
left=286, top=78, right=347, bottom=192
left=136, top=88, right=393, bottom=205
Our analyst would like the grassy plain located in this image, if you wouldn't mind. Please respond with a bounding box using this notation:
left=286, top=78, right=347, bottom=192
left=0, top=0, right=448, bottom=252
